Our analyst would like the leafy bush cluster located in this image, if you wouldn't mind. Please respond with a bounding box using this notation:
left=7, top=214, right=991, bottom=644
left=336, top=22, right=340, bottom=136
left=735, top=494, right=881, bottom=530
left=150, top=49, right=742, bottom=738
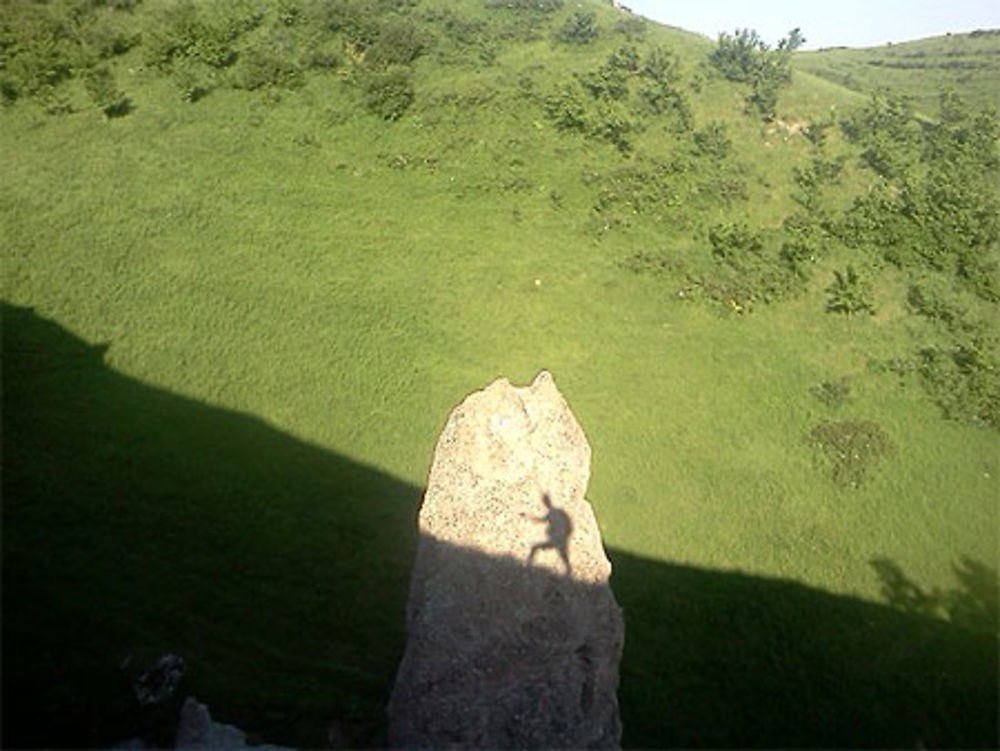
left=792, top=154, right=845, bottom=212
left=917, top=329, right=1000, bottom=430
left=144, top=1, right=263, bottom=71
left=358, top=66, right=414, bottom=120
left=697, top=222, right=807, bottom=311
left=825, top=265, right=876, bottom=315
left=590, top=131, right=748, bottom=234
left=545, top=45, right=692, bottom=152
left=0, top=1, right=140, bottom=109
left=811, top=377, right=852, bottom=409
left=554, top=10, right=599, bottom=44
left=806, top=419, right=895, bottom=488
left=363, top=18, right=431, bottom=67
left=709, top=27, right=804, bottom=119
left=860, top=276, right=1000, bottom=430
left=839, top=91, right=1000, bottom=301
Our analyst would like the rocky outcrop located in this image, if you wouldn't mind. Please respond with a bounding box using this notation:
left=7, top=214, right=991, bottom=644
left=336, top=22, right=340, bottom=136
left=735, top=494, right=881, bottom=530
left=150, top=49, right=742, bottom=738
left=388, top=371, right=624, bottom=749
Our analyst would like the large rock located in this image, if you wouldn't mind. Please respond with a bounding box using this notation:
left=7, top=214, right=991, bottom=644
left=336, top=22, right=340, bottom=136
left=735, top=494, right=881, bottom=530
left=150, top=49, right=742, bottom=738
left=388, top=371, right=624, bottom=749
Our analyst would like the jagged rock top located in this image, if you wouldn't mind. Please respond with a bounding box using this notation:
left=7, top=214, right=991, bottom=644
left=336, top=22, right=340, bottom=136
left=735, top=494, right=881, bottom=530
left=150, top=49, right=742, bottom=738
left=419, top=370, right=610, bottom=584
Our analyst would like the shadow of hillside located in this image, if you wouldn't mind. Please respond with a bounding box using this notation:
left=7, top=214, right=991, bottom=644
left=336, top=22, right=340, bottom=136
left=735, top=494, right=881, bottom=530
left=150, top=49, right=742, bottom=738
left=2, top=302, right=422, bottom=748
left=3, top=302, right=997, bottom=749
left=611, top=550, right=998, bottom=749
left=871, top=555, right=999, bottom=638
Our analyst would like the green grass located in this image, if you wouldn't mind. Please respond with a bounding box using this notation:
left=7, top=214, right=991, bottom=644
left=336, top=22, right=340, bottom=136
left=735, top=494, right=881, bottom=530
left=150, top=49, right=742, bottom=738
left=3, top=0, right=998, bottom=747
left=795, top=30, right=1000, bottom=117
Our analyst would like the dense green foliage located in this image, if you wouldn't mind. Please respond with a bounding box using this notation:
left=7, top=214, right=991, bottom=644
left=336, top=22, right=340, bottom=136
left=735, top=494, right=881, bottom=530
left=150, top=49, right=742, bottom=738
left=709, top=27, right=804, bottom=118
left=2, top=0, right=997, bottom=748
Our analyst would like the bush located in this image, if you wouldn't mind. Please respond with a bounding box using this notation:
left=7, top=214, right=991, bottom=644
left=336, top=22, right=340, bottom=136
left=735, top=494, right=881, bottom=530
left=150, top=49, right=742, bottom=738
left=709, top=27, right=801, bottom=120
left=235, top=47, right=303, bottom=90
left=806, top=419, right=895, bottom=488
left=840, top=92, right=921, bottom=179
left=811, top=378, right=852, bottom=408
left=709, top=223, right=763, bottom=265
left=83, top=65, right=132, bottom=116
left=638, top=79, right=691, bottom=128
left=554, top=10, right=598, bottom=44
left=76, top=13, right=140, bottom=59
left=825, top=266, right=876, bottom=315
left=171, top=59, right=214, bottom=101
left=365, top=19, right=432, bottom=67
left=577, top=62, right=629, bottom=101
left=693, top=122, right=731, bottom=159
left=906, top=281, right=967, bottom=328
left=918, top=328, right=1000, bottom=430
left=361, top=67, right=414, bottom=120
left=710, top=28, right=768, bottom=83
left=0, top=7, right=79, bottom=101
left=143, top=1, right=245, bottom=70
left=589, top=101, right=639, bottom=153
left=545, top=85, right=587, bottom=132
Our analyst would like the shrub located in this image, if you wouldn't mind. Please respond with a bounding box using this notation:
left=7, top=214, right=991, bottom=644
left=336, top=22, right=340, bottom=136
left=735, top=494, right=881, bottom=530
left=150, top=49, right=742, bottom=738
left=840, top=91, right=921, bottom=179
left=638, top=79, right=691, bottom=128
left=143, top=1, right=244, bottom=70
left=693, top=122, right=731, bottom=159
left=554, top=10, right=598, bottom=44
left=918, top=328, right=1000, bottom=430
left=172, top=60, right=214, bottom=101
left=792, top=155, right=845, bottom=211
left=361, top=66, right=414, bottom=120
left=709, top=223, right=763, bottom=265
left=589, top=101, right=639, bottom=153
left=807, top=419, right=895, bottom=488
left=545, top=85, right=587, bottom=132
left=234, top=47, right=303, bottom=90
left=641, top=46, right=681, bottom=84
left=825, top=266, right=876, bottom=315
left=779, top=213, right=826, bottom=278
left=709, top=27, right=802, bottom=120
left=0, top=8, right=78, bottom=100
left=577, top=62, right=629, bottom=101
left=78, top=13, right=140, bottom=59
left=83, top=65, right=132, bottom=116
left=365, top=19, right=432, bottom=67
left=710, top=28, right=767, bottom=83
left=906, top=281, right=966, bottom=329
left=811, top=378, right=851, bottom=408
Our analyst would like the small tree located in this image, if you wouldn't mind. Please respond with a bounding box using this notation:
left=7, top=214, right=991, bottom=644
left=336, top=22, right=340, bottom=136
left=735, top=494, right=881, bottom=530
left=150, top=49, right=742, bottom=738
left=555, top=10, right=599, bottom=44
left=825, top=265, right=876, bottom=315
left=710, top=27, right=804, bottom=120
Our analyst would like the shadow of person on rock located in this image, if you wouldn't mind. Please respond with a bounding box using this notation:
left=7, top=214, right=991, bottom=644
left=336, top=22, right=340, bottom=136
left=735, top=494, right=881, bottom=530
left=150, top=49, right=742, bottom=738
left=526, top=493, right=573, bottom=576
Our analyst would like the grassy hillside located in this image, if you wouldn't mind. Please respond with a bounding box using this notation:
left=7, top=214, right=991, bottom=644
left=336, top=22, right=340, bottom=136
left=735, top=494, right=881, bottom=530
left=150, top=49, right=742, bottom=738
left=795, top=29, right=1000, bottom=117
left=2, top=0, right=998, bottom=747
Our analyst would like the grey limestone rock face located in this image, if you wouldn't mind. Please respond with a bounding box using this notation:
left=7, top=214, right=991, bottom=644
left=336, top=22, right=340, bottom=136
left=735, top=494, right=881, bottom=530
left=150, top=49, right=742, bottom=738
left=388, top=371, right=624, bottom=749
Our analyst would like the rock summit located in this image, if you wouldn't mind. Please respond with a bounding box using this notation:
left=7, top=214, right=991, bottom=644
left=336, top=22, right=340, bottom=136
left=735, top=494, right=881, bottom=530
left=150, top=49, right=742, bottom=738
left=388, top=371, right=623, bottom=749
